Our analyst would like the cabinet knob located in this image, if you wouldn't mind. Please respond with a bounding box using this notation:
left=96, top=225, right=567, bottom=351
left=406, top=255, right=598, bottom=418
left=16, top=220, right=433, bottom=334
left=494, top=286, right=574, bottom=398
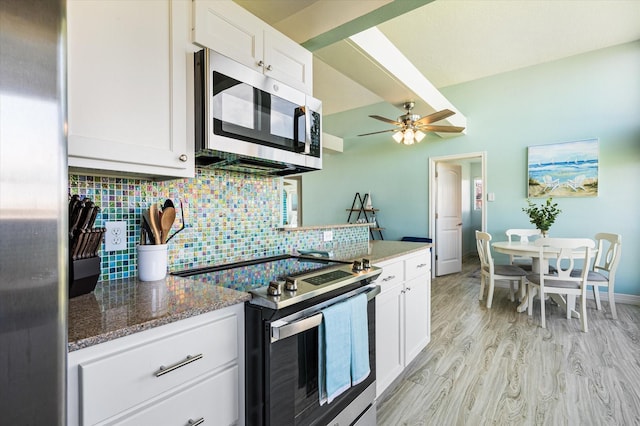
left=258, top=60, right=272, bottom=71
left=179, top=154, right=188, bottom=162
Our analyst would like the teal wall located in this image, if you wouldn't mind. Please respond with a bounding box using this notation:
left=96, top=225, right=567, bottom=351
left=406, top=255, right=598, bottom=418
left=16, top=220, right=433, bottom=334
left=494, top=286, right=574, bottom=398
left=304, top=41, right=640, bottom=296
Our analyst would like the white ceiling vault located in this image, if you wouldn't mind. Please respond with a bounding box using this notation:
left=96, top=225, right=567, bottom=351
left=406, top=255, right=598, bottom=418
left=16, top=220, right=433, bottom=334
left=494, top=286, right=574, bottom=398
left=234, top=0, right=640, bottom=138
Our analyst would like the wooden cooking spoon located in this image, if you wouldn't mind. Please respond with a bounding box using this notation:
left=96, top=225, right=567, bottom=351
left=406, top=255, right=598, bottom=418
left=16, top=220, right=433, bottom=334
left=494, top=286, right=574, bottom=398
left=160, top=206, right=176, bottom=244
left=149, top=204, right=162, bottom=245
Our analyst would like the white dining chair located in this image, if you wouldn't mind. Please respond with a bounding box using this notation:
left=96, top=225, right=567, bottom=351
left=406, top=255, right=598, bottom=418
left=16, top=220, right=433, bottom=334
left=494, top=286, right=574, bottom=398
left=476, top=231, right=527, bottom=309
left=526, top=238, right=595, bottom=332
left=505, top=228, right=541, bottom=271
left=571, top=233, right=622, bottom=319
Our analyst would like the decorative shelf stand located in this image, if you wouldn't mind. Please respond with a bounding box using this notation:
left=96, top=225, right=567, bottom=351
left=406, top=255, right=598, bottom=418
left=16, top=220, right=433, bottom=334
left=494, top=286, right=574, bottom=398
left=346, top=192, right=384, bottom=240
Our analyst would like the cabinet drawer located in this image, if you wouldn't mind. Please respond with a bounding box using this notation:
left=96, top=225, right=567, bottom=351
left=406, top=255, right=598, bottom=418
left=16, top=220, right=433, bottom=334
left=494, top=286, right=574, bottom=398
left=405, top=251, right=430, bottom=280
left=375, top=261, right=403, bottom=290
left=79, top=313, right=238, bottom=425
left=111, top=365, right=239, bottom=426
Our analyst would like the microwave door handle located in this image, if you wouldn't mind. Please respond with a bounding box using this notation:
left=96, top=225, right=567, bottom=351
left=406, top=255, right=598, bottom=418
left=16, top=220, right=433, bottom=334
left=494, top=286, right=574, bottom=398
left=303, top=106, right=311, bottom=154
left=294, top=105, right=310, bottom=155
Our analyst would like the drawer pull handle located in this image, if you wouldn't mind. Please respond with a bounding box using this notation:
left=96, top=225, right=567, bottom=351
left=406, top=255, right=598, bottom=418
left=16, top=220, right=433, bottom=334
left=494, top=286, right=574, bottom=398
left=155, top=353, right=203, bottom=377
left=187, top=418, right=205, bottom=426
left=382, top=275, right=396, bottom=282
left=416, top=263, right=427, bottom=268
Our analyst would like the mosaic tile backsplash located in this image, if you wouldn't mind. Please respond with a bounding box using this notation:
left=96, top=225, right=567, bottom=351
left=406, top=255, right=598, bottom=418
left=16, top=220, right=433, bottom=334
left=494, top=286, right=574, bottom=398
left=69, top=168, right=369, bottom=282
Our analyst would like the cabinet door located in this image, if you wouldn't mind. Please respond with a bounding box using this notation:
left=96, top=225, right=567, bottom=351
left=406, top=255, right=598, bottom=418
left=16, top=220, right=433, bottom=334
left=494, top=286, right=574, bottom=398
left=67, top=0, right=193, bottom=178
left=263, top=29, right=313, bottom=94
left=192, top=0, right=264, bottom=71
left=404, top=276, right=431, bottom=366
left=375, top=283, right=404, bottom=397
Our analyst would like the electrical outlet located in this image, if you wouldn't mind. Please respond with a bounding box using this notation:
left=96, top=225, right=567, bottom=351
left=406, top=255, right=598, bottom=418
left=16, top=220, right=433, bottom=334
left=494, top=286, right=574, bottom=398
left=323, top=231, right=333, bottom=242
left=105, top=221, right=127, bottom=251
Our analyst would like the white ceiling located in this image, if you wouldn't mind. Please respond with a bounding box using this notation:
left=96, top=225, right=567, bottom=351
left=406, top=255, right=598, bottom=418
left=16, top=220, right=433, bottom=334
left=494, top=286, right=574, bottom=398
left=235, top=0, right=640, bottom=134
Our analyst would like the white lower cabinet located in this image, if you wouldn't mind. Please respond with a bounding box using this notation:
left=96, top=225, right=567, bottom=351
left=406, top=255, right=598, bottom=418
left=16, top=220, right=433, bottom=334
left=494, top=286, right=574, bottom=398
left=374, top=280, right=404, bottom=394
left=68, top=304, right=244, bottom=426
left=375, top=249, right=431, bottom=397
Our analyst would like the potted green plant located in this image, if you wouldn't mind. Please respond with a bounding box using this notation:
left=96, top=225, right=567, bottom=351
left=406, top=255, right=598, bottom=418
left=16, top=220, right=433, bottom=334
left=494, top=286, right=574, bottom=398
left=522, top=198, right=561, bottom=237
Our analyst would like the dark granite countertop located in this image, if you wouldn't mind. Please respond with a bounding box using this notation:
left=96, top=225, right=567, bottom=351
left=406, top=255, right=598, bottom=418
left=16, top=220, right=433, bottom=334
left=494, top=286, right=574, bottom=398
left=67, top=241, right=432, bottom=352
left=68, top=274, right=250, bottom=352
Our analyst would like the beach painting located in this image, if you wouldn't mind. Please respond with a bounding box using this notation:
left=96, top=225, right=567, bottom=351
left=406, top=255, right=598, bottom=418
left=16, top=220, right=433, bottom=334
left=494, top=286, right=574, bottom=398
left=527, top=139, right=599, bottom=198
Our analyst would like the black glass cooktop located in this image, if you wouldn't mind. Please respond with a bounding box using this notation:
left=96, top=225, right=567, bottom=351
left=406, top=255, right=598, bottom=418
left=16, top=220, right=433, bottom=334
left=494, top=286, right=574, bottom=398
left=171, top=255, right=350, bottom=292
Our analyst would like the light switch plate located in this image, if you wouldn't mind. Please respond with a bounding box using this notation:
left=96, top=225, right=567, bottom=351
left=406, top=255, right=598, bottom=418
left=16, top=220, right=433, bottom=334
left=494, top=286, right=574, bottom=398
left=105, top=221, right=127, bottom=251
left=323, top=231, right=333, bottom=242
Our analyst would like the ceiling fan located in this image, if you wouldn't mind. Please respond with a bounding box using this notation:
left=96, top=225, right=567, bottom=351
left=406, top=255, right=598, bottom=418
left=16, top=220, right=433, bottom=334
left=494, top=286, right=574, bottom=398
left=358, top=102, right=465, bottom=145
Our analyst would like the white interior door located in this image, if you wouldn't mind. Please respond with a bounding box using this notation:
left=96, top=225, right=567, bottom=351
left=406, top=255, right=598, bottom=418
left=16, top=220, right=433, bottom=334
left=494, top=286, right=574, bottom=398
left=436, top=162, right=462, bottom=276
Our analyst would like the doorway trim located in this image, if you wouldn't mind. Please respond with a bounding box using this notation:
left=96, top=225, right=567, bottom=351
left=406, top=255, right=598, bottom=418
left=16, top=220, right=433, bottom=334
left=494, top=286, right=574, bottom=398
left=429, top=151, right=487, bottom=276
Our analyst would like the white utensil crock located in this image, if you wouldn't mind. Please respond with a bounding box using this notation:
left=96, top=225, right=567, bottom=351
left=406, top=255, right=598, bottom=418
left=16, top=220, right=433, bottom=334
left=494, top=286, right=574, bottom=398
left=137, top=244, right=168, bottom=281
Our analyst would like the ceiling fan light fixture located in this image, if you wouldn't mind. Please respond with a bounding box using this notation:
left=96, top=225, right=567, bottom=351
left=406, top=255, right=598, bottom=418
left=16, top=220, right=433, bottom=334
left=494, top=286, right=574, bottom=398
left=403, top=128, right=415, bottom=145
left=360, top=103, right=462, bottom=144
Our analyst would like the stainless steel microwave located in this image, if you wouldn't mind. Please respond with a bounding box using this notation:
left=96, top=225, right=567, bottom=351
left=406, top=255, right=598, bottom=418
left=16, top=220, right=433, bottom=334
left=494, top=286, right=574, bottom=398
left=194, top=49, right=322, bottom=175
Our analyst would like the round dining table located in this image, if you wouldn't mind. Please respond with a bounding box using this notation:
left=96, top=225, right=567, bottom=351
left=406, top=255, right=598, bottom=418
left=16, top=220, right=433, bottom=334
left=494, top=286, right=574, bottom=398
left=492, top=240, right=594, bottom=317
left=492, top=241, right=555, bottom=274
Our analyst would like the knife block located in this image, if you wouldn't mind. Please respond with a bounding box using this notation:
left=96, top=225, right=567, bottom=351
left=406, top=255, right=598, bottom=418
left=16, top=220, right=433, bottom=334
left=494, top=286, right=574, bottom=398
left=69, top=256, right=101, bottom=298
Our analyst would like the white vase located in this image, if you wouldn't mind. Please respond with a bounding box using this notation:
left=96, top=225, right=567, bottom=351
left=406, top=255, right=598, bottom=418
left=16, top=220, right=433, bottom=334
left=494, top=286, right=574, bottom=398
left=365, top=193, right=373, bottom=209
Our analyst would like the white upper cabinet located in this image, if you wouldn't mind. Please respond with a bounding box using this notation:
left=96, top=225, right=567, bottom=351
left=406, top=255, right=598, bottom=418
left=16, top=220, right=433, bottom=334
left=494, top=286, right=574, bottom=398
left=67, top=0, right=195, bottom=179
left=192, top=0, right=313, bottom=94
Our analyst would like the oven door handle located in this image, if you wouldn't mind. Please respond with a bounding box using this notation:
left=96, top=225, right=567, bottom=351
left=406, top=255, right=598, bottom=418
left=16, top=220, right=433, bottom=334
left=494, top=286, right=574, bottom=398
left=270, top=284, right=380, bottom=343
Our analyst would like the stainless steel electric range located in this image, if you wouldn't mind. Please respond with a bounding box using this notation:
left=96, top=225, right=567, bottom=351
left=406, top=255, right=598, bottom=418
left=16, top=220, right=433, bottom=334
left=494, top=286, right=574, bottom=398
left=173, top=254, right=382, bottom=426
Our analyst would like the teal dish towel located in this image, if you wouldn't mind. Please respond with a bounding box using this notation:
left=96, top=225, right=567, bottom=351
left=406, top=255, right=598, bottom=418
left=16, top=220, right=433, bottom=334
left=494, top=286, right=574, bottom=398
left=318, top=293, right=370, bottom=405
left=318, top=298, right=352, bottom=405
left=350, top=293, right=370, bottom=385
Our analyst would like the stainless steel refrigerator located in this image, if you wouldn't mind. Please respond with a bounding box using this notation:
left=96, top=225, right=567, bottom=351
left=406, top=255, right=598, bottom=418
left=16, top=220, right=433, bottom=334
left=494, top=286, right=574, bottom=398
left=0, top=0, right=67, bottom=424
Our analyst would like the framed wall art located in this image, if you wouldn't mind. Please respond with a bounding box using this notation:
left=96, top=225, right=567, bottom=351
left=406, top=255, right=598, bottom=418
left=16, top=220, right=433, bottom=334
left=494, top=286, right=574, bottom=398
left=527, top=138, right=599, bottom=198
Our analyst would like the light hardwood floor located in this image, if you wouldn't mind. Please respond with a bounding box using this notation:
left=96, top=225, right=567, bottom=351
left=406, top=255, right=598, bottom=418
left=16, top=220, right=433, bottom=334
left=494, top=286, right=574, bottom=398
left=377, top=258, right=640, bottom=425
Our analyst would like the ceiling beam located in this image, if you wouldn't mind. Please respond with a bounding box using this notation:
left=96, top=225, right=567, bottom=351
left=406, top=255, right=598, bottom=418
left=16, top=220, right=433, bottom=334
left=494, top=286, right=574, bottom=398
left=301, top=0, right=435, bottom=52
left=348, top=27, right=467, bottom=137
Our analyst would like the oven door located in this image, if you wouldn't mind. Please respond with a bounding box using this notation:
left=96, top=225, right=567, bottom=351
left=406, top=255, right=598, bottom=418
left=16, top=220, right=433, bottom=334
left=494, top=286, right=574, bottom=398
left=247, top=285, right=379, bottom=426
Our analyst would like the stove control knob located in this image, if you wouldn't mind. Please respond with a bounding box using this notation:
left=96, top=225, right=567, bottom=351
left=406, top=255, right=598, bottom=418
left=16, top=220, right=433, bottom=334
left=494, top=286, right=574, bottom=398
left=285, top=277, right=298, bottom=291
left=267, top=281, right=283, bottom=296
left=362, top=258, right=371, bottom=270
left=352, top=260, right=363, bottom=273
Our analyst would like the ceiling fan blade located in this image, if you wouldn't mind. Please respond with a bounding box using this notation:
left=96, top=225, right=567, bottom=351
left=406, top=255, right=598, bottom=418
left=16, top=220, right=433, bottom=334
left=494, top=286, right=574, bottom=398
left=357, top=129, right=398, bottom=137
left=417, top=124, right=465, bottom=133
left=414, top=109, right=456, bottom=125
left=369, top=115, right=402, bottom=126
